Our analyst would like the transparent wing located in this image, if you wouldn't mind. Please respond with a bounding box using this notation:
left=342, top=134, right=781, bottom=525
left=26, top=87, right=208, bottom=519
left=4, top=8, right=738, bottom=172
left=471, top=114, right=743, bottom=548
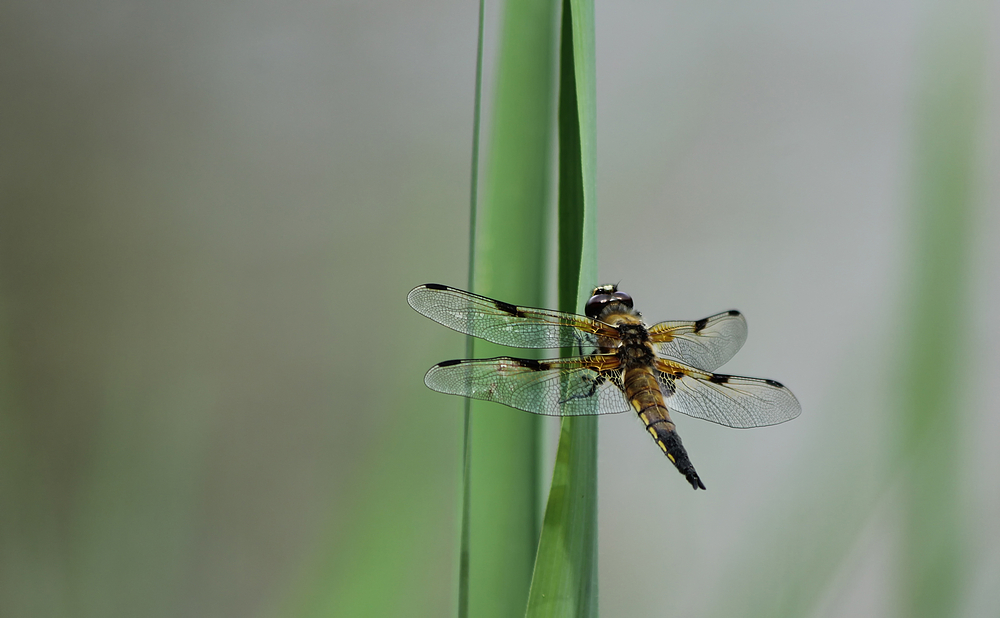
left=648, top=310, right=748, bottom=371
left=655, top=358, right=800, bottom=429
left=423, top=355, right=630, bottom=417
left=408, top=284, right=617, bottom=349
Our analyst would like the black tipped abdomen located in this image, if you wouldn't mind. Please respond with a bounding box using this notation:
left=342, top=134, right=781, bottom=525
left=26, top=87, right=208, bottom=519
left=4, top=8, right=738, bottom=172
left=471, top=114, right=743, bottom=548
left=653, top=425, right=706, bottom=490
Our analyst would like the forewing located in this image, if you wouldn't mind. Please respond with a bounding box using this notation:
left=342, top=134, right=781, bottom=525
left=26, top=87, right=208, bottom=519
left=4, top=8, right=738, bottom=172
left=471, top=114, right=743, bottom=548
left=408, top=284, right=615, bottom=349
left=655, top=359, right=800, bottom=429
left=648, top=310, right=748, bottom=371
left=424, top=355, right=630, bottom=417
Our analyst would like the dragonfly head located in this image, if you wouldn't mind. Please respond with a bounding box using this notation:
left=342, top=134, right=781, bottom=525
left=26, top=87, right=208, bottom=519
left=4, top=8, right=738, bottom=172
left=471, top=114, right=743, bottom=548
left=586, top=284, right=634, bottom=319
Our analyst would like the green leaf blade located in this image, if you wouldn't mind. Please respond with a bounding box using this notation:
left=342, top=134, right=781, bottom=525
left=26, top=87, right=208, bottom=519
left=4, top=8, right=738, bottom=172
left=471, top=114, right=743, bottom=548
left=466, top=1, right=559, bottom=617
left=525, top=1, right=599, bottom=616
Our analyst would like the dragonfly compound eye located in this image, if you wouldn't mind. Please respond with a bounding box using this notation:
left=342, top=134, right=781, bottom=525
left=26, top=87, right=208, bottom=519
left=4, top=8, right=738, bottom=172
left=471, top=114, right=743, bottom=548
left=585, top=294, right=614, bottom=319
left=612, top=291, right=633, bottom=308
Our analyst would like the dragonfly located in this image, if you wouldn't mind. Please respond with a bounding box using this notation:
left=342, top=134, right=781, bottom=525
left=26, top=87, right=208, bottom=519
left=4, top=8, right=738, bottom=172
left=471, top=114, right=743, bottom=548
left=407, top=283, right=800, bottom=490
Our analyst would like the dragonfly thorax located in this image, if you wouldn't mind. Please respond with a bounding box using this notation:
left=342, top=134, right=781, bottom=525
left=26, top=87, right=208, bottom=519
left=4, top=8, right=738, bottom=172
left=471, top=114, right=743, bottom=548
left=600, top=319, right=655, bottom=367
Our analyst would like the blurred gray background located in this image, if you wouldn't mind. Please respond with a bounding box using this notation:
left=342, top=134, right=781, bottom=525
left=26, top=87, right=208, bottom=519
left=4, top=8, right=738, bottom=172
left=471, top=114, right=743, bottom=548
left=1, top=1, right=998, bottom=617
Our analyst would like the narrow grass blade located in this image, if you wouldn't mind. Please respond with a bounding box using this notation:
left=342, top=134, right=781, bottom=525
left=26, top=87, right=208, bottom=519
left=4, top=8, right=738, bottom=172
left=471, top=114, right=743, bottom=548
left=467, top=1, right=558, bottom=617
left=525, top=1, right=599, bottom=616
left=457, top=1, right=486, bottom=616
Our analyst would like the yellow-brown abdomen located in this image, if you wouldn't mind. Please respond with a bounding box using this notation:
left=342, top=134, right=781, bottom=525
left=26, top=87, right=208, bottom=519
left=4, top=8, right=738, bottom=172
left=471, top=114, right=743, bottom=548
left=624, top=367, right=705, bottom=490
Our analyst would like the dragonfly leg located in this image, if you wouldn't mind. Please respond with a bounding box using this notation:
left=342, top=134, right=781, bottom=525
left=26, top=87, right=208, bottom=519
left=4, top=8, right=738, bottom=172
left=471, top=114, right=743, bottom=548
left=558, top=373, right=605, bottom=406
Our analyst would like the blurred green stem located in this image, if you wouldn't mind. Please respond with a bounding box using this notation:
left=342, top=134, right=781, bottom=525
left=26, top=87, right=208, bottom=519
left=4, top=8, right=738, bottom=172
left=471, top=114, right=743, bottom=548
left=899, top=2, right=985, bottom=616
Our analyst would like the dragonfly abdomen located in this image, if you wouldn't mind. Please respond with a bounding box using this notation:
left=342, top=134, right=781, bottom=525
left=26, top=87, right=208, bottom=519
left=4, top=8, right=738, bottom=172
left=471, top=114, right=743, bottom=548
left=624, top=367, right=706, bottom=490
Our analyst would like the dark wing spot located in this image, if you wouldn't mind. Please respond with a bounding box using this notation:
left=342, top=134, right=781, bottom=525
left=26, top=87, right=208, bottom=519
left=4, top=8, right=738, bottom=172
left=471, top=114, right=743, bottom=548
left=693, top=317, right=709, bottom=333
left=709, top=374, right=730, bottom=384
left=728, top=309, right=741, bottom=316
left=513, top=358, right=547, bottom=371
left=425, top=283, right=449, bottom=290
left=437, top=359, right=463, bottom=367
left=673, top=372, right=685, bottom=379
left=765, top=379, right=784, bottom=387
left=495, top=300, right=519, bottom=315
left=659, top=374, right=676, bottom=396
